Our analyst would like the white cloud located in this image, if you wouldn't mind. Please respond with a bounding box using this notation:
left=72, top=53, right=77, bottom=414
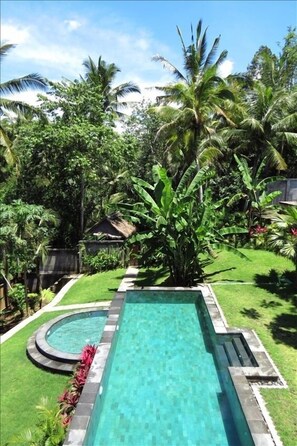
left=64, top=20, right=82, bottom=31
left=1, top=23, right=30, bottom=44
left=218, top=60, right=234, bottom=78
left=5, top=90, right=41, bottom=106
left=1, top=14, right=175, bottom=98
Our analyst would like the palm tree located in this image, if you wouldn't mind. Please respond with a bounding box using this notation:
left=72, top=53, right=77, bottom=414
left=247, top=28, right=297, bottom=90
left=1, top=43, right=48, bottom=115
left=0, top=43, right=48, bottom=165
left=152, top=20, right=234, bottom=190
left=82, top=56, right=140, bottom=116
left=224, top=80, right=297, bottom=174
left=267, top=206, right=297, bottom=280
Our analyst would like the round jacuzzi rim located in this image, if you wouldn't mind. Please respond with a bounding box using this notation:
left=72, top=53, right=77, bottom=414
left=36, top=308, right=109, bottom=362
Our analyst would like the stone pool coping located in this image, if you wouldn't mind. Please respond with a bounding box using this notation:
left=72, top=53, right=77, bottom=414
left=64, top=281, right=286, bottom=446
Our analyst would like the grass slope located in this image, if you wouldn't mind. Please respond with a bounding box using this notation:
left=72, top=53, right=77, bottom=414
left=0, top=312, right=70, bottom=445
left=60, top=268, right=126, bottom=305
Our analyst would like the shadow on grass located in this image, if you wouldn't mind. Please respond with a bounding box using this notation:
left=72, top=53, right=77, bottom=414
left=136, top=268, right=171, bottom=287
left=254, top=269, right=297, bottom=308
left=267, top=313, right=297, bottom=349
left=260, top=299, right=283, bottom=309
left=203, top=267, right=238, bottom=282
left=240, top=308, right=261, bottom=319
left=254, top=269, right=297, bottom=348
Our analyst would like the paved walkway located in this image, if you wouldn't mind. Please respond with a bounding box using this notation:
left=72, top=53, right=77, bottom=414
left=0, top=267, right=139, bottom=344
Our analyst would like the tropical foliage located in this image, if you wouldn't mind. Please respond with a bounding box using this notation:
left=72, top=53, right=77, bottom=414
left=1, top=23, right=296, bottom=291
left=0, top=200, right=58, bottom=311
left=267, top=206, right=297, bottom=273
left=228, top=154, right=281, bottom=229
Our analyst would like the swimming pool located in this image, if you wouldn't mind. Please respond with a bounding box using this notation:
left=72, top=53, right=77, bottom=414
left=84, top=291, right=253, bottom=446
left=46, top=310, right=107, bottom=354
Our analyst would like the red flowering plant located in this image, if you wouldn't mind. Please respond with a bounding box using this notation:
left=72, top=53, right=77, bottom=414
left=249, top=224, right=269, bottom=248
left=58, top=344, right=97, bottom=426
left=249, top=225, right=268, bottom=236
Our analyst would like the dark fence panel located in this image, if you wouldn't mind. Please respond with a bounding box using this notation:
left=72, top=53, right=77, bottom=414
left=267, top=179, right=297, bottom=204
left=82, top=240, right=124, bottom=255
left=41, top=248, right=79, bottom=274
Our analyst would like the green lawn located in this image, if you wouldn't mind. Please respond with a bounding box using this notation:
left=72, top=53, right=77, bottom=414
left=136, top=249, right=297, bottom=445
left=59, top=268, right=126, bottom=305
left=212, top=283, right=297, bottom=446
left=204, top=248, right=293, bottom=283
left=0, top=312, right=70, bottom=445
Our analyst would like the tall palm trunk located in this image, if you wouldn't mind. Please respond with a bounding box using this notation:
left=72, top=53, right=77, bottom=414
left=23, top=267, right=29, bottom=316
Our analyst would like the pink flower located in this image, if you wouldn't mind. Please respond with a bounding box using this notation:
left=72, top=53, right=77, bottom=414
left=249, top=225, right=267, bottom=236
left=291, top=228, right=297, bottom=236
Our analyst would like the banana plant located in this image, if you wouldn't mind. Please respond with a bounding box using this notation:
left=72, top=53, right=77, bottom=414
left=121, top=164, right=247, bottom=286
left=228, top=154, right=282, bottom=229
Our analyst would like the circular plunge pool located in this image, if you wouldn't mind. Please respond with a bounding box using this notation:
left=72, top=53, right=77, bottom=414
left=46, top=310, right=108, bottom=354
left=35, top=309, right=108, bottom=362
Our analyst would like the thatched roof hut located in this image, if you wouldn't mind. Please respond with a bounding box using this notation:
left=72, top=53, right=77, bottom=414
left=87, top=212, right=136, bottom=240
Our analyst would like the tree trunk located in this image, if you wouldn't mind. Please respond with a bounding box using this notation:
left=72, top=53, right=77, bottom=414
left=23, top=268, right=29, bottom=317
left=35, top=256, right=41, bottom=294
left=2, top=247, right=10, bottom=308
left=80, top=173, right=85, bottom=240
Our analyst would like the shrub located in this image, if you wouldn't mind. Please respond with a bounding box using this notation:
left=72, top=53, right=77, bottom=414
left=40, top=288, right=55, bottom=305
left=11, top=397, right=66, bottom=446
left=84, top=251, right=122, bottom=274
left=8, top=284, right=26, bottom=317
left=27, top=293, right=40, bottom=312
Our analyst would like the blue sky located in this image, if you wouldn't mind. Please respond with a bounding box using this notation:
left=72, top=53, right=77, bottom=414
left=2, top=0, right=296, bottom=102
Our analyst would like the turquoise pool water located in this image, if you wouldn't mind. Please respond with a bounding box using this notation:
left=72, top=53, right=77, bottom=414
left=85, top=291, right=253, bottom=446
left=46, top=310, right=107, bottom=354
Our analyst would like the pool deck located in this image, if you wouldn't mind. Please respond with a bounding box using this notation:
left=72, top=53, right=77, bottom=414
left=64, top=271, right=286, bottom=446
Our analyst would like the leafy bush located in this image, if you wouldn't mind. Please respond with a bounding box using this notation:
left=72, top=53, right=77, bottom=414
left=27, top=293, right=40, bottom=312
left=84, top=251, right=122, bottom=274
left=8, top=284, right=26, bottom=317
left=11, top=397, right=66, bottom=446
left=40, top=288, right=55, bottom=305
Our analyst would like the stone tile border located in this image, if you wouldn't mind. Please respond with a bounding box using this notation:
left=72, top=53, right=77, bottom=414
left=45, top=302, right=111, bottom=312
left=65, top=280, right=286, bottom=446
